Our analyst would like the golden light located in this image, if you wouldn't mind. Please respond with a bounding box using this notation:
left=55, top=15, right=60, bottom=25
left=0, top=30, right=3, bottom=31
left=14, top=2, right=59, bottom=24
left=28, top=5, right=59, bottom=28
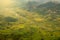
left=0, top=0, right=14, bottom=7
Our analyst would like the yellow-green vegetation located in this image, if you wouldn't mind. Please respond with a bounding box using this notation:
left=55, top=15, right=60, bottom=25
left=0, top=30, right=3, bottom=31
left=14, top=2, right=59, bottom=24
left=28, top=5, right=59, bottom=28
left=0, top=0, right=60, bottom=40
left=0, top=7, right=60, bottom=40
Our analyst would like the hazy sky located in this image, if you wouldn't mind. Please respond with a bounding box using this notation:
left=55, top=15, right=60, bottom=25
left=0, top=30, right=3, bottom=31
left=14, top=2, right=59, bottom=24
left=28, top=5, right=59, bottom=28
left=26, top=0, right=60, bottom=2
left=0, top=0, right=60, bottom=8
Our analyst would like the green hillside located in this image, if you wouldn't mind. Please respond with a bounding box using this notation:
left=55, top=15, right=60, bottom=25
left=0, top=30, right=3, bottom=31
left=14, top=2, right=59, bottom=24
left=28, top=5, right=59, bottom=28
left=0, top=7, right=60, bottom=40
left=0, top=1, right=60, bottom=40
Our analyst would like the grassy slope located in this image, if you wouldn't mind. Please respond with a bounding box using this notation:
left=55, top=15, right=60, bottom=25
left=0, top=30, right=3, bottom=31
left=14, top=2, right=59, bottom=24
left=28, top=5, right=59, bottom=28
left=0, top=8, right=60, bottom=40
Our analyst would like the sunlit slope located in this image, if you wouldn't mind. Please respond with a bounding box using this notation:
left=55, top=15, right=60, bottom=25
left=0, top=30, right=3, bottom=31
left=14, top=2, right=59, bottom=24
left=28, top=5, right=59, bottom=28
left=0, top=8, right=60, bottom=40
left=0, top=8, right=44, bottom=29
left=0, top=8, right=40, bottom=18
left=0, top=8, right=60, bottom=32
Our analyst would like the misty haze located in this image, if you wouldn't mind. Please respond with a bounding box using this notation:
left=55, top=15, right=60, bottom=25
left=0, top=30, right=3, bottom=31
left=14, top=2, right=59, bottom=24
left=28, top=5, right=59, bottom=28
left=0, top=0, right=60, bottom=40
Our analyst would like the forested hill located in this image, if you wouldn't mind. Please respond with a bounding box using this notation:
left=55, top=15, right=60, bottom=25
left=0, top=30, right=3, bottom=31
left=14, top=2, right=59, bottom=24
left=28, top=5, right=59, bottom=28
left=25, top=1, right=60, bottom=15
left=0, top=0, right=60, bottom=40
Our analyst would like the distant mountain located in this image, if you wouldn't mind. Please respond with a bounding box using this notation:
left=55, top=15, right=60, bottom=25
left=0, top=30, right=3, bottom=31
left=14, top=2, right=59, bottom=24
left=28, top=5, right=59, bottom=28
left=37, top=1, right=60, bottom=10
left=36, top=2, right=60, bottom=15
left=25, top=1, right=60, bottom=15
